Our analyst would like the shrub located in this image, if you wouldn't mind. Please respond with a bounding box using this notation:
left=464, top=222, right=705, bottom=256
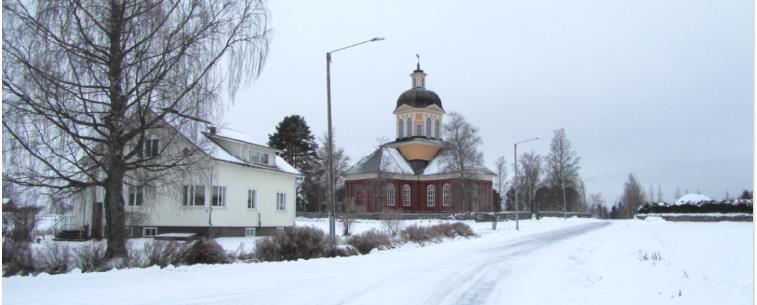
left=340, top=215, right=356, bottom=236
left=179, top=238, right=229, bottom=265
left=401, top=222, right=476, bottom=245
left=74, top=241, right=106, bottom=272
left=347, top=229, right=392, bottom=254
left=450, top=222, right=475, bottom=237
left=34, top=242, right=72, bottom=275
left=335, top=244, right=360, bottom=257
left=400, top=225, right=436, bottom=245
left=255, top=226, right=329, bottom=262
left=430, top=223, right=457, bottom=238
left=381, top=214, right=402, bottom=237
left=140, top=240, right=184, bottom=268
left=2, top=239, right=34, bottom=276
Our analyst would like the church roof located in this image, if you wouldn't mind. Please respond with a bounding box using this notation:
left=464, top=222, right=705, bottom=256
left=345, top=147, right=415, bottom=176
left=395, top=87, right=443, bottom=110
left=345, top=145, right=495, bottom=177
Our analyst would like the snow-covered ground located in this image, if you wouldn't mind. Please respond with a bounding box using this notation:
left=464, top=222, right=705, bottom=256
left=4, top=218, right=752, bottom=305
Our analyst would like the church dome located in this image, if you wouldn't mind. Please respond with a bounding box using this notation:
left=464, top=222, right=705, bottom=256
left=396, top=87, right=443, bottom=109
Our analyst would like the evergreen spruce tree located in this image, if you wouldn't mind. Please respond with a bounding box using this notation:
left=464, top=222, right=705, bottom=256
left=268, top=115, right=319, bottom=211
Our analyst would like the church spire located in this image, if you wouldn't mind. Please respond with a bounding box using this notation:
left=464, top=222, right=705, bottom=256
left=411, top=54, right=426, bottom=88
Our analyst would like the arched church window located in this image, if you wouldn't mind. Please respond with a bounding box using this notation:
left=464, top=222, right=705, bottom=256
left=406, top=118, right=412, bottom=137
left=443, top=184, right=451, bottom=206
left=426, top=118, right=432, bottom=137
left=385, top=184, right=396, bottom=206
left=427, top=185, right=436, bottom=207
left=402, top=184, right=411, bottom=207
left=435, top=119, right=441, bottom=138
left=398, top=119, right=404, bottom=138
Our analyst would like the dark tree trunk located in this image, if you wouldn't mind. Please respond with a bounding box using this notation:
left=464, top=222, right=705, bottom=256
left=103, top=163, right=128, bottom=259
left=103, top=1, right=128, bottom=260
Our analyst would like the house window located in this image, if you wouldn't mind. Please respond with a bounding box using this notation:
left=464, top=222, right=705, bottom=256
left=426, top=118, right=432, bottom=137
left=416, top=124, right=422, bottom=137
left=212, top=186, right=226, bottom=207
left=128, top=185, right=144, bottom=206
left=143, top=227, right=158, bottom=237
left=247, top=189, right=257, bottom=209
left=249, top=150, right=270, bottom=165
left=398, top=119, right=404, bottom=138
left=245, top=227, right=256, bottom=237
left=406, top=118, right=412, bottom=137
left=144, top=138, right=159, bottom=158
left=385, top=184, right=396, bottom=206
left=276, top=192, right=286, bottom=211
left=427, top=185, right=436, bottom=207
left=443, top=184, right=451, bottom=206
left=435, top=119, right=441, bottom=138
left=402, top=184, right=411, bottom=207
left=182, top=185, right=205, bottom=206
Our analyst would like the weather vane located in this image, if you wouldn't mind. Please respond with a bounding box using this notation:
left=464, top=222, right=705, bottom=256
left=416, top=53, right=421, bottom=70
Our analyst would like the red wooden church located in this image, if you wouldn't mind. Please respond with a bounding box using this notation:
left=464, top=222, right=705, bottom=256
left=344, top=64, right=495, bottom=213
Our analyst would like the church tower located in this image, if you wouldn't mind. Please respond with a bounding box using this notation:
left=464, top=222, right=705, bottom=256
left=393, top=62, right=445, bottom=141
left=390, top=61, right=446, bottom=169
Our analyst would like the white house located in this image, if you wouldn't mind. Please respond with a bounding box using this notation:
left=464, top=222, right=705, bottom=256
left=71, top=123, right=300, bottom=238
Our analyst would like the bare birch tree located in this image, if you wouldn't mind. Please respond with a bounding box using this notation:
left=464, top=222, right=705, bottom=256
left=442, top=112, right=483, bottom=212
left=621, top=174, right=644, bottom=218
left=494, top=156, right=508, bottom=210
left=3, top=0, right=270, bottom=260
left=519, top=152, right=541, bottom=215
left=544, top=128, right=580, bottom=218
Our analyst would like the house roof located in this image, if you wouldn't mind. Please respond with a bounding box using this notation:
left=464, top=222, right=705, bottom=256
left=166, top=117, right=300, bottom=176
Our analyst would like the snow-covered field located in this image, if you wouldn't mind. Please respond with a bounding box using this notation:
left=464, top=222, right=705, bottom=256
left=4, top=218, right=753, bottom=305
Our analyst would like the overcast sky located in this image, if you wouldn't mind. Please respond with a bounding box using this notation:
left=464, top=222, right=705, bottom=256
left=224, top=0, right=754, bottom=205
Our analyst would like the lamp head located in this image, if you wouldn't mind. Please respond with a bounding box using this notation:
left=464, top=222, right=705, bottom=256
left=371, top=37, right=385, bottom=41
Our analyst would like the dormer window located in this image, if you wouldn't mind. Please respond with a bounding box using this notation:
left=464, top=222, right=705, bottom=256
left=137, top=136, right=159, bottom=158
left=249, top=150, right=269, bottom=165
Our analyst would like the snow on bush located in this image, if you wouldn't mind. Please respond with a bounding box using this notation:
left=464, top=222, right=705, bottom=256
left=401, top=222, right=476, bottom=245
left=347, top=229, right=393, bottom=254
left=255, top=226, right=332, bottom=262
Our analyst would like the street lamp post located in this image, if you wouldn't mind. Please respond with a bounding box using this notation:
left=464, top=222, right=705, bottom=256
left=514, top=137, right=539, bottom=231
left=326, top=37, right=384, bottom=244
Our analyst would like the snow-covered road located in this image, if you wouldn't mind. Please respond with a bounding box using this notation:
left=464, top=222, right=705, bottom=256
left=4, top=219, right=752, bottom=305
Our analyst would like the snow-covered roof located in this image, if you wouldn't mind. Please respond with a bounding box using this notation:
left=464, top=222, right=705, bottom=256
left=198, top=135, right=300, bottom=175
left=275, top=155, right=301, bottom=175
left=674, top=194, right=713, bottom=205
left=211, top=127, right=266, bottom=147
left=346, top=147, right=415, bottom=175
left=346, top=146, right=495, bottom=177
left=163, top=116, right=299, bottom=176
left=422, top=153, right=495, bottom=176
